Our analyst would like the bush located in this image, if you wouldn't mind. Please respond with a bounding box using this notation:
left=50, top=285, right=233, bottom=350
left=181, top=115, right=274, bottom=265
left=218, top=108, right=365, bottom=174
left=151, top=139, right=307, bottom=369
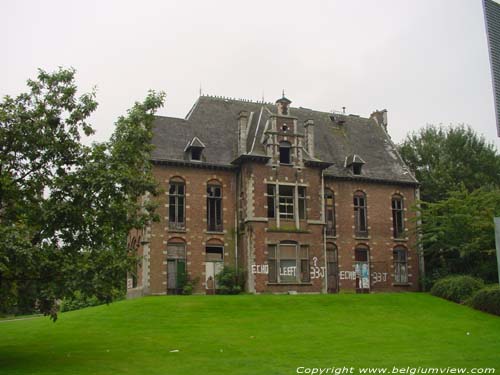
left=430, top=275, right=484, bottom=303
left=468, top=286, right=500, bottom=316
left=215, top=266, right=245, bottom=295
left=59, top=289, right=124, bottom=312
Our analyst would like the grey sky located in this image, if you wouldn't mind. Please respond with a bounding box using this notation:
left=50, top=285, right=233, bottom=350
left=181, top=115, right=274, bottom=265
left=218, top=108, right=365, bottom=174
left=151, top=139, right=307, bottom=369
left=2, top=0, right=499, bottom=149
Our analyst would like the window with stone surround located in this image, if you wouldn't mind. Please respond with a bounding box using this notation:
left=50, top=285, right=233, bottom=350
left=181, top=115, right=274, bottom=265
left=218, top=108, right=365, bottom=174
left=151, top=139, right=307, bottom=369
left=393, top=247, right=408, bottom=283
left=353, top=191, right=368, bottom=237
left=267, top=242, right=310, bottom=284
left=207, top=183, right=222, bottom=232
left=168, top=178, right=185, bottom=230
left=266, top=184, right=307, bottom=221
left=325, top=189, right=336, bottom=237
left=279, top=141, right=291, bottom=164
left=392, top=195, right=405, bottom=239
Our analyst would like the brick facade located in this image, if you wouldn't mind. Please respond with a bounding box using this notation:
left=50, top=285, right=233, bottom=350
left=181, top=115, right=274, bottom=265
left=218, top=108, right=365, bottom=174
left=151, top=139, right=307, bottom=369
left=127, top=95, right=421, bottom=296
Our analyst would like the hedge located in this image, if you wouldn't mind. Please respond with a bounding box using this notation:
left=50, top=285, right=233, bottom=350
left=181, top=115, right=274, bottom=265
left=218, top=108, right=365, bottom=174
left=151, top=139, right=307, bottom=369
left=468, top=286, right=500, bottom=316
left=430, top=275, right=484, bottom=303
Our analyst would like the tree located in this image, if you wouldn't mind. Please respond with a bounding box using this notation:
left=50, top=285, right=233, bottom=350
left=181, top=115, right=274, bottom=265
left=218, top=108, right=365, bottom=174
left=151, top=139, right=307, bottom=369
left=420, top=187, right=500, bottom=284
left=398, top=124, right=500, bottom=202
left=0, top=68, right=165, bottom=319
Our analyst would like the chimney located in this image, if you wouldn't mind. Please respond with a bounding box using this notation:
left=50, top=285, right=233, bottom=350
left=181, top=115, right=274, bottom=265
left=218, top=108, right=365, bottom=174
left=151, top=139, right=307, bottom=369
left=238, top=110, right=249, bottom=155
left=370, top=109, right=388, bottom=131
left=304, top=119, right=315, bottom=157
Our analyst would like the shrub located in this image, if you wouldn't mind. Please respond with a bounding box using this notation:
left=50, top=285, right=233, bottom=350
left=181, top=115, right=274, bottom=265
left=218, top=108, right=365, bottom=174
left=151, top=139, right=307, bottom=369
left=59, top=289, right=124, bottom=312
left=430, top=275, right=484, bottom=303
left=468, top=286, right=500, bottom=316
left=215, top=266, right=245, bottom=295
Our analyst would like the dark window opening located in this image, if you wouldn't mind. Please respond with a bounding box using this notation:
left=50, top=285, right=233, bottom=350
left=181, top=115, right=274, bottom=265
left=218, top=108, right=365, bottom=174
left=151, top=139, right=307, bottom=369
left=267, top=185, right=276, bottom=218
left=279, top=141, right=291, bottom=164
left=206, top=246, right=223, bottom=262
left=298, top=187, right=306, bottom=220
left=392, top=196, right=405, bottom=238
left=325, top=189, right=336, bottom=237
left=352, top=163, right=362, bottom=175
left=279, top=185, right=294, bottom=220
left=191, top=148, right=202, bottom=161
left=354, top=192, right=368, bottom=236
left=207, top=184, right=223, bottom=232
left=169, top=181, right=185, bottom=230
left=393, top=248, right=408, bottom=283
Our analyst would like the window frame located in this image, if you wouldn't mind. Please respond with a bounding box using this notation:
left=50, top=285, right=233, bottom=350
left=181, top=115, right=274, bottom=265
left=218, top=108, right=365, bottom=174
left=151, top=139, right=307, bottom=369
left=353, top=191, right=368, bottom=237
left=392, top=195, right=405, bottom=239
left=207, top=182, right=223, bottom=232
left=393, top=247, right=408, bottom=284
left=168, top=179, right=186, bottom=230
left=267, top=242, right=310, bottom=284
left=278, top=185, right=294, bottom=220
left=325, top=189, right=336, bottom=237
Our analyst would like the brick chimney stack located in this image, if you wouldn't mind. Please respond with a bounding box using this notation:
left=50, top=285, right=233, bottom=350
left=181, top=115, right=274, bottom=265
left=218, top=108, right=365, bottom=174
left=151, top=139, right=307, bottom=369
left=370, top=109, right=388, bottom=131
left=304, top=119, right=315, bottom=157
left=238, top=110, right=249, bottom=155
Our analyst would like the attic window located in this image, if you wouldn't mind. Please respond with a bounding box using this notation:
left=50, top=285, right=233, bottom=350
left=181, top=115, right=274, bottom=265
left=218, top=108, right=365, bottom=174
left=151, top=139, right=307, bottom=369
left=352, top=164, right=362, bottom=175
left=191, top=148, right=202, bottom=161
left=282, top=124, right=288, bottom=132
left=345, top=154, right=365, bottom=176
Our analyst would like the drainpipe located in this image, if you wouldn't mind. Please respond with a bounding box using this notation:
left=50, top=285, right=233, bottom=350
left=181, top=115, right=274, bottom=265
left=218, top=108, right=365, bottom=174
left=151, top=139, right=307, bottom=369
left=322, top=170, right=328, bottom=294
left=415, top=186, right=425, bottom=291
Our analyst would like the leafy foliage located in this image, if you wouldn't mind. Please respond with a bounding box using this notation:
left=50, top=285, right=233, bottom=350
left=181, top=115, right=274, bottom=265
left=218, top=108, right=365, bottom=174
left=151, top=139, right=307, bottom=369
left=0, top=68, right=165, bottom=320
left=420, top=188, right=500, bottom=283
left=215, top=266, right=245, bottom=294
left=468, top=286, right=500, bottom=316
left=399, top=124, right=500, bottom=202
left=430, top=275, right=484, bottom=303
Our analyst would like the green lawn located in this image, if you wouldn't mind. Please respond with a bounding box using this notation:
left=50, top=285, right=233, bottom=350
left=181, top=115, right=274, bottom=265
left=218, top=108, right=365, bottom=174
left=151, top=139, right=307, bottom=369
left=0, top=293, right=499, bottom=374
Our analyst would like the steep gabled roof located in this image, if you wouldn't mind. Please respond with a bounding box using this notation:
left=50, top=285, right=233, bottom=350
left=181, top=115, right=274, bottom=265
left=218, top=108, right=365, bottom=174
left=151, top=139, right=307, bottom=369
left=151, top=95, right=417, bottom=185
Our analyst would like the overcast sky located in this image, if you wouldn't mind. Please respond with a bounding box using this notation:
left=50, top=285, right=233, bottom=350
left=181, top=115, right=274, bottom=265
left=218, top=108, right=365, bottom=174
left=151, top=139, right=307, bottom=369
left=2, top=0, right=499, bottom=149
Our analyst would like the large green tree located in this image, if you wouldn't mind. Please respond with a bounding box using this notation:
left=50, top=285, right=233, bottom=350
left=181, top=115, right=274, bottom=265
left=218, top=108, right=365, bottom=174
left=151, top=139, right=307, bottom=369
left=420, top=187, right=500, bottom=284
left=0, top=68, right=165, bottom=319
left=399, top=124, right=500, bottom=202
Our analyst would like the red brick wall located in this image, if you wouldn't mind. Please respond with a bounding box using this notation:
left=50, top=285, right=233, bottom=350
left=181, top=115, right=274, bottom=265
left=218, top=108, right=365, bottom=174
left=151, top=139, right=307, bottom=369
left=146, top=164, right=237, bottom=295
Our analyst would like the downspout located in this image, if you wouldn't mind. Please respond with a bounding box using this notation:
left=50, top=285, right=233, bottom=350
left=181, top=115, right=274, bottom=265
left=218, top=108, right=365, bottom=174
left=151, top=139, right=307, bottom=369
left=415, top=186, right=425, bottom=291
left=322, top=170, right=328, bottom=294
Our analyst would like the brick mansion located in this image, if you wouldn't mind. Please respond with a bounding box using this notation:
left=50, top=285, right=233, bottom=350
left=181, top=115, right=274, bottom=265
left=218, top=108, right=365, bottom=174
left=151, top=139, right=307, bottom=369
left=127, top=94, right=422, bottom=296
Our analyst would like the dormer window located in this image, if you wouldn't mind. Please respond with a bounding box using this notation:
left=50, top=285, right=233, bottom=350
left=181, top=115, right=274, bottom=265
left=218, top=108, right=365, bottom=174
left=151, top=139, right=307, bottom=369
left=191, top=148, right=202, bottom=161
left=279, top=141, right=291, bottom=164
left=184, top=136, right=206, bottom=162
left=345, top=154, right=366, bottom=175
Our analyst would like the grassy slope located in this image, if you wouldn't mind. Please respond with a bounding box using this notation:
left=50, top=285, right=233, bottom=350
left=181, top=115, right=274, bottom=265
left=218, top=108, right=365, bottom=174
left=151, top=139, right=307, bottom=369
left=0, top=293, right=499, bottom=375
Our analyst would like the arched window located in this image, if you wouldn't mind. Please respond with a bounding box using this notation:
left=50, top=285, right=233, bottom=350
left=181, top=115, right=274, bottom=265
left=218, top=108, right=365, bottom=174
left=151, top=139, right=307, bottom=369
left=354, top=246, right=370, bottom=292
left=207, top=181, right=222, bottom=232
left=353, top=191, right=368, bottom=237
left=279, top=141, right=291, bottom=164
left=393, top=247, right=408, bottom=283
left=325, top=189, right=336, bottom=237
left=391, top=195, right=404, bottom=239
left=169, top=177, right=185, bottom=230
left=267, top=241, right=309, bottom=284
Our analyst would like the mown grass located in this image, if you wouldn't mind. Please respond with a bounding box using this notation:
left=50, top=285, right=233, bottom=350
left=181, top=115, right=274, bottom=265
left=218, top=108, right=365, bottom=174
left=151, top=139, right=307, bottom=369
left=0, top=293, right=499, bottom=375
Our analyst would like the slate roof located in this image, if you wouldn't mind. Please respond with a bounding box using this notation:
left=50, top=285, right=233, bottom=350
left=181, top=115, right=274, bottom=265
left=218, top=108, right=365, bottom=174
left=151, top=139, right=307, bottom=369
left=151, top=95, right=418, bottom=185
